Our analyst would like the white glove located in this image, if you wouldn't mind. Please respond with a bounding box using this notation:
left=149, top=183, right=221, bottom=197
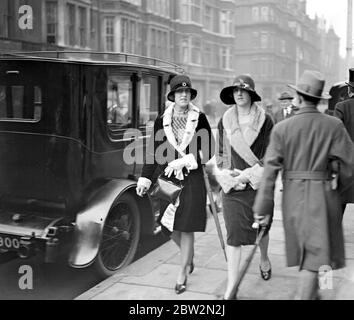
left=168, top=154, right=198, bottom=171
left=215, top=169, right=240, bottom=193
left=243, top=164, right=264, bottom=190
left=165, top=154, right=198, bottom=180
left=236, top=169, right=251, bottom=184
left=136, top=177, right=152, bottom=197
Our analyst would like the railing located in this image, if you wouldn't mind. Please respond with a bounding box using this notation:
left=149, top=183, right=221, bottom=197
left=0, top=50, right=185, bottom=73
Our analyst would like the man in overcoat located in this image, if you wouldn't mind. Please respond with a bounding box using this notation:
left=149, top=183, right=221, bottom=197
left=273, top=91, right=295, bottom=124
left=253, top=70, right=354, bottom=300
left=334, top=68, right=354, bottom=212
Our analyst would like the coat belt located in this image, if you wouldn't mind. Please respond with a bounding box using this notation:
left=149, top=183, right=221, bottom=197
left=284, top=171, right=330, bottom=181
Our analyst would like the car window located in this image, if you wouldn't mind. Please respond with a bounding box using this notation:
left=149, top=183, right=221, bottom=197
left=139, top=75, right=159, bottom=129
left=107, top=74, right=133, bottom=131
left=0, top=85, right=42, bottom=122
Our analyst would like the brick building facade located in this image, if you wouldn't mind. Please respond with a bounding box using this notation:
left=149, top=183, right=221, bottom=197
left=0, top=0, right=341, bottom=109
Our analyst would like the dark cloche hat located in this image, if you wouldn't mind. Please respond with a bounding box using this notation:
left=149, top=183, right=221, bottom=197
left=288, top=70, right=331, bottom=100
left=278, top=91, right=294, bottom=101
left=167, top=75, right=198, bottom=102
left=220, top=74, right=261, bottom=105
left=346, top=68, right=354, bottom=88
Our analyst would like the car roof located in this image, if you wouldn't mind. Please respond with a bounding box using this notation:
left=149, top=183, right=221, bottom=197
left=0, top=51, right=183, bottom=74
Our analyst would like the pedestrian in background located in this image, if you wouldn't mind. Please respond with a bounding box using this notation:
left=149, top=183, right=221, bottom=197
left=264, top=100, right=275, bottom=124
left=216, top=74, right=274, bottom=300
left=334, top=68, right=354, bottom=214
left=203, top=101, right=218, bottom=129
left=136, top=75, right=214, bottom=295
left=254, top=70, right=354, bottom=300
left=273, top=91, right=295, bottom=124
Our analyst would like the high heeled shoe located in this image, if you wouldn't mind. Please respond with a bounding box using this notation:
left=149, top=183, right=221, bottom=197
left=175, top=277, right=187, bottom=295
left=188, top=260, right=194, bottom=274
left=259, top=264, right=272, bottom=281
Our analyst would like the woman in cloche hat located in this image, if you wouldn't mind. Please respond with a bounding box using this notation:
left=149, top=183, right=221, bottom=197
left=216, top=74, right=274, bottom=299
left=136, top=74, right=214, bottom=295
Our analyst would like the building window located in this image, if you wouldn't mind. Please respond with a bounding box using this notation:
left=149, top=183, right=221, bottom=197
left=105, top=18, right=115, bottom=52
left=181, top=0, right=190, bottom=21
left=160, top=31, right=168, bottom=59
left=181, top=37, right=189, bottom=64
left=204, top=43, right=212, bottom=67
left=260, top=32, right=268, bottom=49
left=220, top=46, right=231, bottom=70
left=90, top=9, right=97, bottom=43
left=260, top=6, right=269, bottom=21
left=252, top=32, right=259, bottom=49
left=251, top=58, right=259, bottom=75
left=122, top=0, right=142, bottom=5
left=121, top=19, right=139, bottom=54
left=268, top=59, right=274, bottom=76
left=46, top=1, right=58, bottom=44
left=149, top=28, right=169, bottom=60
left=261, top=58, right=267, bottom=77
left=252, top=7, right=259, bottom=22
left=191, top=0, right=201, bottom=24
left=147, top=0, right=170, bottom=17
left=150, top=29, right=157, bottom=58
left=204, top=5, right=213, bottom=31
left=67, top=3, right=76, bottom=46
left=191, top=37, right=201, bottom=65
left=269, top=7, right=274, bottom=21
left=180, top=0, right=201, bottom=23
left=78, top=7, right=87, bottom=48
left=281, top=39, right=286, bottom=54
left=220, top=11, right=233, bottom=35
left=296, top=24, right=302, bottom=37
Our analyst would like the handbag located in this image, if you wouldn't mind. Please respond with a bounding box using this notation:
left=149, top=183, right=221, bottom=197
left=149, top=174, right=184, bottom=204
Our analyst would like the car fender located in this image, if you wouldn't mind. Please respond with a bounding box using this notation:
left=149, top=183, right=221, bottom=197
left=68, top=179, right=144, bottom=268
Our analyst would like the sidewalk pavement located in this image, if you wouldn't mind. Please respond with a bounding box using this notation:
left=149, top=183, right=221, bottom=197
left=77, top=186, right=354, bottom=300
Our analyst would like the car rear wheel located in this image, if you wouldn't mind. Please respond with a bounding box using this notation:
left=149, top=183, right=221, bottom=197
left=93, top=193, right=140, bottom=279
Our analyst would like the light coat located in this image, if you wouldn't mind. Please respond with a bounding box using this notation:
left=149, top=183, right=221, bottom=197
left=254, top=107, right=354, bottom=271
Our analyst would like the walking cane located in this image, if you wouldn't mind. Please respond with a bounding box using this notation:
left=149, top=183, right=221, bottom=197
left=199, top=151, right=227, bottom=262
left=228, top=223, right=266, bottom=299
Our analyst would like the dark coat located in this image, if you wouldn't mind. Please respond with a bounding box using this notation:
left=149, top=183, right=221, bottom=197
left=334, top=97, right=354, bottom=203
left=273, top=108, right=296, bottom=124
left=254, top=107, right=354, bottom=271
left=141, top=111, right=215, bottom=233
left=217, top=113, right=274, bottom=246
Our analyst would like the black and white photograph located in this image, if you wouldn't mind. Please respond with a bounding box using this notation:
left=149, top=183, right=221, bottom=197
left=0, top=0, right=354, bottom=306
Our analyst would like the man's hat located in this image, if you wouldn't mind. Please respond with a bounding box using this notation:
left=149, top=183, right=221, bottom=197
left=278, top=91, right=293, bottom=101
left=167, top=75, right=198, bottom=102
left=346, top=68, right=354, bottom=88
left=288, top=70, right=331, bottom=100
left=220, top=74, right=261, bottom=105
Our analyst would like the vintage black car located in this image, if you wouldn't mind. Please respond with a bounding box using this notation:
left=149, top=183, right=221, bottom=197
left=0, top=51, right=182, bottom=278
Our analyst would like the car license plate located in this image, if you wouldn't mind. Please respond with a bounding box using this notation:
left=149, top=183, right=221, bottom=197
left=0, top=234, right=21, bottom=250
